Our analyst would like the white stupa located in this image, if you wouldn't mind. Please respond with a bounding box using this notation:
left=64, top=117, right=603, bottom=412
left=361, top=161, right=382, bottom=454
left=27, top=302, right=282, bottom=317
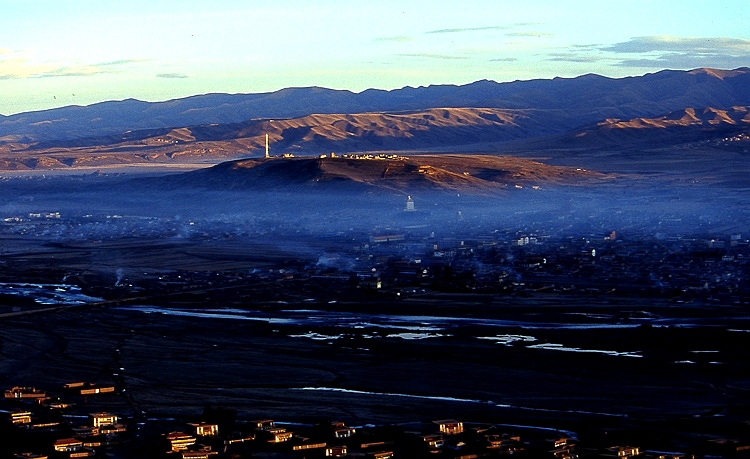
left=405, top=195, right=415, bottom=212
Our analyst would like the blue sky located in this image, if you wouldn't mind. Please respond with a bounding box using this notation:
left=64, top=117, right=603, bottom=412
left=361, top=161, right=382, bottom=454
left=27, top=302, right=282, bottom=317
left=1, top=0, right=749, bottom=115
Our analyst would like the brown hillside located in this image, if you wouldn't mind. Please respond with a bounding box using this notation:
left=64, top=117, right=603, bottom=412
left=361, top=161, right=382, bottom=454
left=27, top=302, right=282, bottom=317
left=178, top=154, right=608, bottom=195
left=0, top=108, right=559, bottom=171
left=599, top=106, right=750, bottom=129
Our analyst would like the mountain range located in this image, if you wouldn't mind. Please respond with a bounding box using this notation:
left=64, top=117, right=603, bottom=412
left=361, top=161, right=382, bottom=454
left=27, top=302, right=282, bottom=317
left=2, top=67, right=749, bottom=143
left=0, top=67, right=749, bottom=179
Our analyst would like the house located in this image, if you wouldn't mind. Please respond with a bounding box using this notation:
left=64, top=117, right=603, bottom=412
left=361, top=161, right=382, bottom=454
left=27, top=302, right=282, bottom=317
left=63, top=382, right=86, bottom=390
left=252, top=419, right=275, bottom=430
left=370, top=234, right=405, bottom=243
left=227, top=433, right=255, bottom=444
left=421, top=434, right=444, bottom=449
left=486, top=434, right=516, bottom=450
left=180, top=449, right=218, bottom=459
left=433, top=419, right=464, bottom=435
left=98, top=423, right=128, bottom=436
left=548, top=437, right=577, bottom=458
left=4, top=387, right=46, bottom=399
left=267, top=428, right=293, bottom=443
left=189, top=422, right=219, bottom=437
left=64, top=382, right=115, bottom=395
left=166, top=432, right=197, bottom=452
left=367, top=451, right=394, bottom=459
left=53, top=438, right=83, bottom=452
left=71, top=426, right=97, bottom=438
left=334, top=426, right=357, bottom=438
left=90, top=412, right=118, bottom=427
left=79, top=386, right=115, bottom=395
left=292, top=442, right=327, bottom=451
left=326, top=445, right=348, bottom=457
left=10, top=411, right=32, bottom=425
left=607, top=446, right=640, bottom=457
left=49, top=401, right=74, bottom=410
left=553, top=438, right=570, bottom=449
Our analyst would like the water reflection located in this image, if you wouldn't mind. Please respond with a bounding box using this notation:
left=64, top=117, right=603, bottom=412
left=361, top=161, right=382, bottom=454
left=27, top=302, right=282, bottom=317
left=0, top=282, right=102, bottom=305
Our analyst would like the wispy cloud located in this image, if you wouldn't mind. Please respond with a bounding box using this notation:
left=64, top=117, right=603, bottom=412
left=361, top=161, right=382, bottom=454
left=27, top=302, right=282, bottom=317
left=0, top=55, right=143, bottom=80
left=600, top=36, right=750, bottom=68
left=426, top=25, right=510, bottom=34
left=426, top=22, right=541, bottom=35
left=602, top=36, right=750, bottom=54
left=489, top=57, right=518, bottom=62
left=398, top=53, right=469, bottom=60
left=374, top=36, right=414, bottom=43
left=570, top=43, right=601, bottom=51
left=95, top=59, right=148, bottom=67
left=156, top=73, right=189, bottom=79
left=505, top=31, right=552, bottom=38
left=614, top=53, right=750, bottom=69
left=34, top=66, right=103, bottom=78
left=546, top=52, right=604, bottom=63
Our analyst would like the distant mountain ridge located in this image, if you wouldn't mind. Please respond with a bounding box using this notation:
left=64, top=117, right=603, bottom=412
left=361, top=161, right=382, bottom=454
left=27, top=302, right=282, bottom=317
left=2, top=67, right=749, bottom=143
left=598, top=105, right=750, bottom=129
left=542, top=105, right=750, bottom=151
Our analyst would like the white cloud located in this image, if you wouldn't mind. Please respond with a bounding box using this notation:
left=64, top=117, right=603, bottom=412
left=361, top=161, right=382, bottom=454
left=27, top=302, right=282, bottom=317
left=398, top=53, right=470, bottom=60
left=156, top=73, right=189, bottom=79
left=602, top=36, right=750, bottom=54
left=0, top=54, right=143, bottom=79
left=374, top=36, right=414, bottom=43
left=600, top=36, right=750, bottom=69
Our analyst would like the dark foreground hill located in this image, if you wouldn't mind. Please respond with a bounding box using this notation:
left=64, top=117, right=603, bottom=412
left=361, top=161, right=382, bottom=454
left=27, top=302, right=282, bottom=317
left=159, top=154, right=609, bottom=195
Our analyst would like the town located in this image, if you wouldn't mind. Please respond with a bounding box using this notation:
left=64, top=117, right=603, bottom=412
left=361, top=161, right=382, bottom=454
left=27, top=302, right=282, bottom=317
left=2, top=185, right=750, bottom=459
left=4, top=382, right=747, bottom=458
left=2, top=202, right=749, bottom=306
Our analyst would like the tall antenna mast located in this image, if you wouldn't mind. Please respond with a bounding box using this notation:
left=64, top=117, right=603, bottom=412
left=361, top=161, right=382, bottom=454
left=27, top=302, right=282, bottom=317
left=265, top=133, right=269, bottom=158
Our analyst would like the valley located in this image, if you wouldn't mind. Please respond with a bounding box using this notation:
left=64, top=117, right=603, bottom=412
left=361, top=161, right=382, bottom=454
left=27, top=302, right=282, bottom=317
left=2, top=67, right=750, bottom=457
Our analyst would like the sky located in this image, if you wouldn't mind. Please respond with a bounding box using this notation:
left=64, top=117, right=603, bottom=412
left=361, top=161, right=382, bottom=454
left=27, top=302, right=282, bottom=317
left=1, top=0, right=750, bottom=115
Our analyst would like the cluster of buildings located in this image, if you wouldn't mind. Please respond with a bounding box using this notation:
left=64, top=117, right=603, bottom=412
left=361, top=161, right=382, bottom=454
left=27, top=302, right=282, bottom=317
left=6, top=384, right=704, bottom=459
left=301, top=228, right=750, bottom=304
left=70, top=223, right=750, bottom=307
left=5, top=198, right=749, bottom=306
left=338, top=153, right=408, bottom=161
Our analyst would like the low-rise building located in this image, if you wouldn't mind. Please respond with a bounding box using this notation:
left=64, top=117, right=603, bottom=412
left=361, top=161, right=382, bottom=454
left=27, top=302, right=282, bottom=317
left=5, top=387, right=46, bottom=399
left=326, top=445, right=348, bottom=457
left=190, top=422, right=219, bottom=437
left=433, top=419, right=464, bottom=435
left=10, top=411, right=32, bottom=425
left=166, top=432, right=197, bottom=452
left=607, top=445, right=640, bottom=457
left=90, top=412, right=118, bottom=427
left=53, top=438, right=83, bottom=452
left=252, top=419, right=275, bottom=430
left=267, top=428, right=293, bottom=443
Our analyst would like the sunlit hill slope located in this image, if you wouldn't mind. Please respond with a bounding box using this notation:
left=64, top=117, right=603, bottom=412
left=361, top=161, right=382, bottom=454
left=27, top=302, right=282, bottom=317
left=162, top=154, right=608, bottom=195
